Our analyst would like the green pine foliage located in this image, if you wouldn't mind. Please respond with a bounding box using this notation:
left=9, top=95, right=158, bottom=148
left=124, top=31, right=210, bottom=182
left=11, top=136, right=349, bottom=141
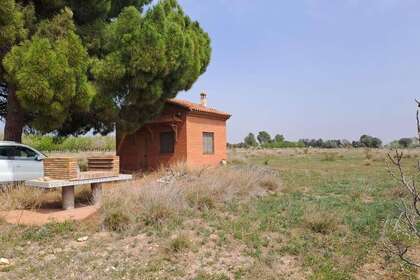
left=3, top=8, right=94, bottom=133
left=1, top=0, right=211, bottom=141
left=93, top=1, right=211, bottom=134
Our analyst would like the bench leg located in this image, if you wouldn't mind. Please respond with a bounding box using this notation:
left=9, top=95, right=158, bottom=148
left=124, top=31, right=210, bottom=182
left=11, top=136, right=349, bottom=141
left=91, top=183, right=103, bottom=205
left=62, top=186, right=75, bottom=210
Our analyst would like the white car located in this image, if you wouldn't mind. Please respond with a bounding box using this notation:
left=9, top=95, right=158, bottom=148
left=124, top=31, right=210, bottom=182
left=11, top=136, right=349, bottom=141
left=0, top=141, right=45, bottom=183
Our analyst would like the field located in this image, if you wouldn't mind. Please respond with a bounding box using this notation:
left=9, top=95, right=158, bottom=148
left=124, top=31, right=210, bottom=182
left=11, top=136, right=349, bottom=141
left=0, top=148, right=419, bottom=279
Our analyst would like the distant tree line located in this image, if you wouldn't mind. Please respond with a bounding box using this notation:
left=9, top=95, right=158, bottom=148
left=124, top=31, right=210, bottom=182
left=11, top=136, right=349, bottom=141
left=228, top=132, right=420, bottom=149
left=387, top=137, right=419, bottom=149
left=301, top=135, right=383, bottom=149
left=229, top=131, right=304, bottom=149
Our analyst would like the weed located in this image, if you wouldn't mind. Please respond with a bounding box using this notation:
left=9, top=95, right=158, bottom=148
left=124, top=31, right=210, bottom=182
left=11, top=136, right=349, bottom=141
left=304, top=208, right=338, bottom=235
left=259, top=178, right=279, bottom=191
left=364, top=159, right=372, bottom=166
left=103, top=209, right=131, bottom=232
left=0, top=185, right=45, bottom=210
left=22, top=221, right=76, bottom=241
left=168, top=234, right=191, bottom=253
left=322, top=152, right=338, bottom=162
left=75, top=186, right=92, bottom=204
left=194, top=272, right=230, bottom=280
left=1, top=148, right=417, bottom=279
left=364, top=148, right=373, bottom=160
left=186, top=188, right=216, bottom=210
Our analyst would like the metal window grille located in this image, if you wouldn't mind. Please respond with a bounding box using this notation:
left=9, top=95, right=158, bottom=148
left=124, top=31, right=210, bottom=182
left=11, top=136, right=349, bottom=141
left=203, top=132, right=215, bottom=154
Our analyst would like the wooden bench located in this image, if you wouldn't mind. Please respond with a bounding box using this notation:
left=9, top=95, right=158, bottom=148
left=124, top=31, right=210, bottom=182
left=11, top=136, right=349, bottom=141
left=25, top=175, right=132, bottom=210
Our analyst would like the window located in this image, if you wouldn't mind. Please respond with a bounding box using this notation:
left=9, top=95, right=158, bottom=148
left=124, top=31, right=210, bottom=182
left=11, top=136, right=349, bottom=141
left=203, top=132, right=215, bottom=155
left=0, top=146, right=15, bottom=159
left=160, top=131, right=175, bottom=154
left=14, top=147, right=37, bottom=159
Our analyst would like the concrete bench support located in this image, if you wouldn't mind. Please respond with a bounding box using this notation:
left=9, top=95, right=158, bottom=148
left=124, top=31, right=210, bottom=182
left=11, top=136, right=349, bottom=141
left=26, top=175, right=132, bottom=211
left=62, top=186, right=75, bottom=210
left=91, top=183, right=103, bottom=205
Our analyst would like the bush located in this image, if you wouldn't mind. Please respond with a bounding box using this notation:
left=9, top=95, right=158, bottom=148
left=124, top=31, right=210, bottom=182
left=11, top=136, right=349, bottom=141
left=22, top=135, right=115, bottom=152
left=101, top=193, right=134, bottom=232
left=99, top=164, right=281, bottom=230
left=259, top=178, right=280, bottom=191
left=185, top=186, right=216, bottom=210
left=168, top=234, right=191, bottom=253
left=262, top=141, right=305, bottom=149
left=304, top=209, right=338, bottom=235
left=103, top=209, right=132, bottom=232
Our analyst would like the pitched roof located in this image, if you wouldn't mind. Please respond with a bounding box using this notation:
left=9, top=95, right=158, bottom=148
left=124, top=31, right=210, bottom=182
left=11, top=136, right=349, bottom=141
left=167, top=99, right=231, bottom=119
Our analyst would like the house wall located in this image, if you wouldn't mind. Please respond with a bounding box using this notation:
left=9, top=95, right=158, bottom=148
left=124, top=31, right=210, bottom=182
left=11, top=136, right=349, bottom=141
left=118, top=130, right=146, bottom=172
left=119, top=109, right=188, bottom=172
left=119, top=106, right=229, bottom=172
left=186, top=113, right=228, bottom=167
left=146, top=116, right=188, bottom=170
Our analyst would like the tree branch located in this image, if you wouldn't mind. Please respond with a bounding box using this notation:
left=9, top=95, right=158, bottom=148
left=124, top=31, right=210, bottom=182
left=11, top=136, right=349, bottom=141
left=383, top=100, right=420, bottom=268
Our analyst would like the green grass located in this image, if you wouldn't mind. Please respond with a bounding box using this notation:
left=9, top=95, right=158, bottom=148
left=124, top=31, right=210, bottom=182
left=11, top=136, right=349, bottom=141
left=0, top=148, right=418, bottom=279
left=210, top=149, right=417, bottom=278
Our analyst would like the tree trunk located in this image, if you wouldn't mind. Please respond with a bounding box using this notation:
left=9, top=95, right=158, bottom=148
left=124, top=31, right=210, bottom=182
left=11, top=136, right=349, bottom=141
left=115, top=126, right=126, bottom=156
left=4, top=87, right=24, bottom=143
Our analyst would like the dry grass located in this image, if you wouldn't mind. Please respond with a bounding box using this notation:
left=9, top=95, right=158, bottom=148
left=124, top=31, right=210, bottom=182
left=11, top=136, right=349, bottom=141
left=167, top=233, right=192, bottom=253
left=0, top=184, right=96, bottom=212
left=0, top=185, right=48, bottom=210
left=1, top=149, right=419, bottom=279
left=100, top=163, right=281, bottom=230
left=303, top=207, right=339, bottom=235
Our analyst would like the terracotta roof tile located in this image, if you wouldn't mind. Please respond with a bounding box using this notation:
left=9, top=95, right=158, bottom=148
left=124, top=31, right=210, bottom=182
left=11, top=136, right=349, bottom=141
left=167, top=99, right=231, bottom=118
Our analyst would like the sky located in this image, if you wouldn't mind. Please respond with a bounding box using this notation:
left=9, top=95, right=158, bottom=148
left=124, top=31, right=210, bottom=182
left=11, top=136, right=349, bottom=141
left=175, top=0, right=420, bottom=143
left=2, top=0, right=420, bottom=144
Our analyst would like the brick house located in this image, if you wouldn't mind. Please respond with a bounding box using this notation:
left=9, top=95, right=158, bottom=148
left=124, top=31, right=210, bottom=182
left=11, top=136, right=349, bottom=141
left=118, top=93, right=231, bottom=172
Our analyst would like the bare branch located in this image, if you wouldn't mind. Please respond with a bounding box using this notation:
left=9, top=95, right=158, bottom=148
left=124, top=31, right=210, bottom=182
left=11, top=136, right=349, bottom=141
left=416, top=99, right=420, bottom=141
left=382, top=100, right=420, bottom=268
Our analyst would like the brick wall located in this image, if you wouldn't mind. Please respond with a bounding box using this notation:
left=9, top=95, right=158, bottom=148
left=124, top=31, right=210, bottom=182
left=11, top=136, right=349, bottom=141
left=119, top=111, right=188, bottom=172
left=146, top=114, right=188, bottom=170
left=186, top=113, right=227, bottom=167
left=119, top=106, right=229, bottom=172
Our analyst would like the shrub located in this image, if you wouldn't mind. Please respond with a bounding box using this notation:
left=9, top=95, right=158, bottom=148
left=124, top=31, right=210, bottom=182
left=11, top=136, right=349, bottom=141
left=185, top=186, right=216, bottom=211
left=304, top=209, right=338, bottom=234
left=99, top=164, right=281, bottom=230
left=101, top=191, right=134, bottom=232
left=22, top=135, right=115, bottom=152
left=138, top=185, right=185, bottom=226
left=103, top=209, right=132, bottom=232
left=259, top=178, right=279, bottom=191
left=168, top=234, right=191, bottom=253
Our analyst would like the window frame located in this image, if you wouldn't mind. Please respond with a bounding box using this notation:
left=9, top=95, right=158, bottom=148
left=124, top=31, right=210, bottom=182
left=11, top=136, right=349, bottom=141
left=0, top=146, right=16, bottom=160
left=14, top=146, right=38, bottom=160
left=160, top=131, right=175, bottom=154
left=202, top=132, right=215, bottom=155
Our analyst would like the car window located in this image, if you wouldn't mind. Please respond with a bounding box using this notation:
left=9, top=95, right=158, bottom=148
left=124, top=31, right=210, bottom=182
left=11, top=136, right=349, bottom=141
left=14, top=146, right=37, bottom=159
left=0, top=146, right=15, bottom=159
